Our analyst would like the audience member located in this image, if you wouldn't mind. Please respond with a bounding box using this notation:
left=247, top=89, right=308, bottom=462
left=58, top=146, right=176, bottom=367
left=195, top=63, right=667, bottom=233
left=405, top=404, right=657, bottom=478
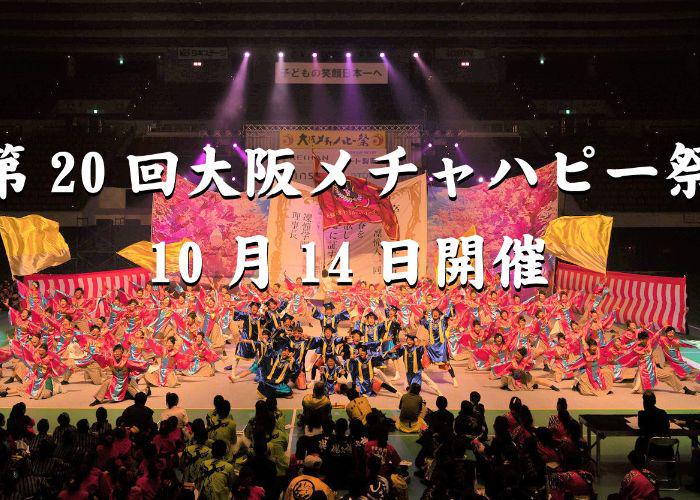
left=396, top=383, right=425, bottom=433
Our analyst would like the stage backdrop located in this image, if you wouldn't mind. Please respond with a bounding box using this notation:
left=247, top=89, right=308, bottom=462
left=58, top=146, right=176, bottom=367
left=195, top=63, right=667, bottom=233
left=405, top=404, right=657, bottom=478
left=267, top=175, right=428, bottom=287
left=556, top=262, right=687, bottom=332
left=427, top=161, right=559, bottom=286
left=151, top=175, right=269, bottom=277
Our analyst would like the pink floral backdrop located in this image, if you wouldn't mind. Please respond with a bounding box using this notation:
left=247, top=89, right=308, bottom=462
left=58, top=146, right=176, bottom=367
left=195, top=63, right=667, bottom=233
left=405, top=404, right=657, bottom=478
left=151, top=176, right=269, bottom=276
left=427, top=161, right=558, bottom=286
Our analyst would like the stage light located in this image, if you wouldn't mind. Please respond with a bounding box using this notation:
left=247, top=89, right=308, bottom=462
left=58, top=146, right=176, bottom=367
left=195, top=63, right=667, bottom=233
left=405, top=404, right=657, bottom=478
left=192, top=61, right=202, bottom=67
left=565, top=109, right=571, bottom=115
left=413, top=52, right=419, bottom=58
left=478, top=176, right=484, bottom=183
left=345, top=52, right=352, bottom=58
left=244, top=51, right=250, bottom=57
left=232, top=143, right=238, bottom=148
left=312, top=52, right=318, bottom=58
left=539, top=55, right=545, bottom=65
left=118, top=55, right=125, bottom=65
left=278, top=51, right=284, bottom=58
left=92, top=108, right=99, bottom=114
left=460, top=61, right=470, bottom=67
left=428, top=176, right=434, bottom=182
left=428, top=143, right=432, bottom=148
left=231, top=176, right=236, bottom=181
left=379, top=52, right=385, bottom=58
left=454, top=142, right=459, bottom=148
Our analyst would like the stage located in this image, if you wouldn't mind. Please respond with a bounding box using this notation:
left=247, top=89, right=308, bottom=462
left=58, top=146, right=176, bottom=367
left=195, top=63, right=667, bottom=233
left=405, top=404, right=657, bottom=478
left=1, top=324, right=698, bottom=413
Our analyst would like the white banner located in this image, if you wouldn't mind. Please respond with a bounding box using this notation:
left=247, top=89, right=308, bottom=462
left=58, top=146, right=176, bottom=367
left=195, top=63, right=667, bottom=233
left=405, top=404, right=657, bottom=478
left=177, top=47, right=228, bottom=59
left=275, top=62, right=388, bottom=84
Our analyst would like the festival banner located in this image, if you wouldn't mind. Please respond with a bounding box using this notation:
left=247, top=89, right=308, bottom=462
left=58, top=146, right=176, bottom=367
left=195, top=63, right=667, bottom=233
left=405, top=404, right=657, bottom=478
left=543, top=214, right=613, bottom=274
left=279, top=131, right=387, bottom=186
left=275, top=62, right=388, bottom=84
left=427, top=161, right=559, bottom=286
left=0, top=215, right=71, bottom=277
left=267, top=175, right=428, bottom=286
left=151, top=175, right=269, bottom=277
left=556, top=262, right=687, bottom=332
left=117, top=238, right=192, bottom=274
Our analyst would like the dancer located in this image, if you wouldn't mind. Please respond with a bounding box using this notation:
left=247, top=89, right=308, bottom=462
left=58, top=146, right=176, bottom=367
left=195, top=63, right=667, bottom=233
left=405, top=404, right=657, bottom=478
left=631, top=331, right=695, bottom=395
left=91, top=344, right=147, bottom=406
left=391, top=333, right=443, bottom=396
left=419, top=306, right=459, bottom=387
left=345, top=345, right=400, bottom=397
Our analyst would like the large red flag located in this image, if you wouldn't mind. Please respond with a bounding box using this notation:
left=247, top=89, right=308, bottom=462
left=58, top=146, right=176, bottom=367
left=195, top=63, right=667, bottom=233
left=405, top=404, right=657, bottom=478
left=313, top=154, right=399, bottom=239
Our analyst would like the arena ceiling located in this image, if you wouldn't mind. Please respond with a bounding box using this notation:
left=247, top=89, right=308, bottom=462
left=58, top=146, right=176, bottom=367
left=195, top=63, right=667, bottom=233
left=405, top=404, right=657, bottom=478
left=1, top=0, right=699, bottom=53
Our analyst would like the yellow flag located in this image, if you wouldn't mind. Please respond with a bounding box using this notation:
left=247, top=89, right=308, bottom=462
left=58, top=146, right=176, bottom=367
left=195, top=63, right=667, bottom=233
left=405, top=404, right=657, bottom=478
left=0, top=215, right=71, bottom=276
left=436, top=224, right=477, bottom=284
left=117, top=238, right=191, bottom=273
left=543, top=215, right=613, bottom=274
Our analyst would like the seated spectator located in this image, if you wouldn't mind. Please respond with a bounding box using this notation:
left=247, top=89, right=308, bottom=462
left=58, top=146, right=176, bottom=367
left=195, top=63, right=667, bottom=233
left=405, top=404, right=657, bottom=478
left=207, top=398, right=237, bottom=448
left=534, top=427, right=562, bottom=466
left=181, top=424, right=211, bottom=484
left=266, top=396, right=287, bottom=434
left=160, top=392, right=189, bottom=428
left=548, top=468, right=595, bottom=500
left=365, top=454, right=391, bottom=499
left=454, top=400, right=481, bottom=438
left=364, top=428, right=401, bottom=479
left=199, top=439, right=236, bottom=500
left=53, top=412, right=76, bottom=444
left=619, top=450, right=661, bottom=500
left=90, top=406, right=112, bottom=436
left=246, top=435, right=279, bottom=500
left=302, top=382, right=332, bottom=426
left=511, top=405, right=536, bottom=447
left=284, top=454, right=336, bottom=500
left=635, top=389, right=670, bottom=455
left=7, top=459, right=51, bottom=498
left=29, top=438, right=69, bottom=489
left=470, top=391, right=488, bottom=438
left=232, top=465, right=266, bottom=500
left=75, top=418, right=97, bottom=457
left=288, top=434, right=312, bottom=479
left=245, top=399, right=276, bottom=441
left=396, top=383, right=426, bottom=433
left=425, top=395, right=454, bottom=435
left=53, top=428, right=78, bottom=463
left=504, top=396, right=522, bottom=433
left=348, top=417, right=368, bottom=478
left=345, top=387, right=373, bottom=425
left=121, top=391, right=155, bottom=435
left=558, top=417, right=586, bottom=470
left=28, top=417, right=54, bottom=454
left=548, top=397, right=571, bottom=441
left=7, top=402, right=35, bottom=441
left=133, top=449, right=163, bottom=499
left=153, top=419, right=178, bottom=460
left=323, top=418, right=354, bottom=490
left=110, top=424, right=133, bottom=467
